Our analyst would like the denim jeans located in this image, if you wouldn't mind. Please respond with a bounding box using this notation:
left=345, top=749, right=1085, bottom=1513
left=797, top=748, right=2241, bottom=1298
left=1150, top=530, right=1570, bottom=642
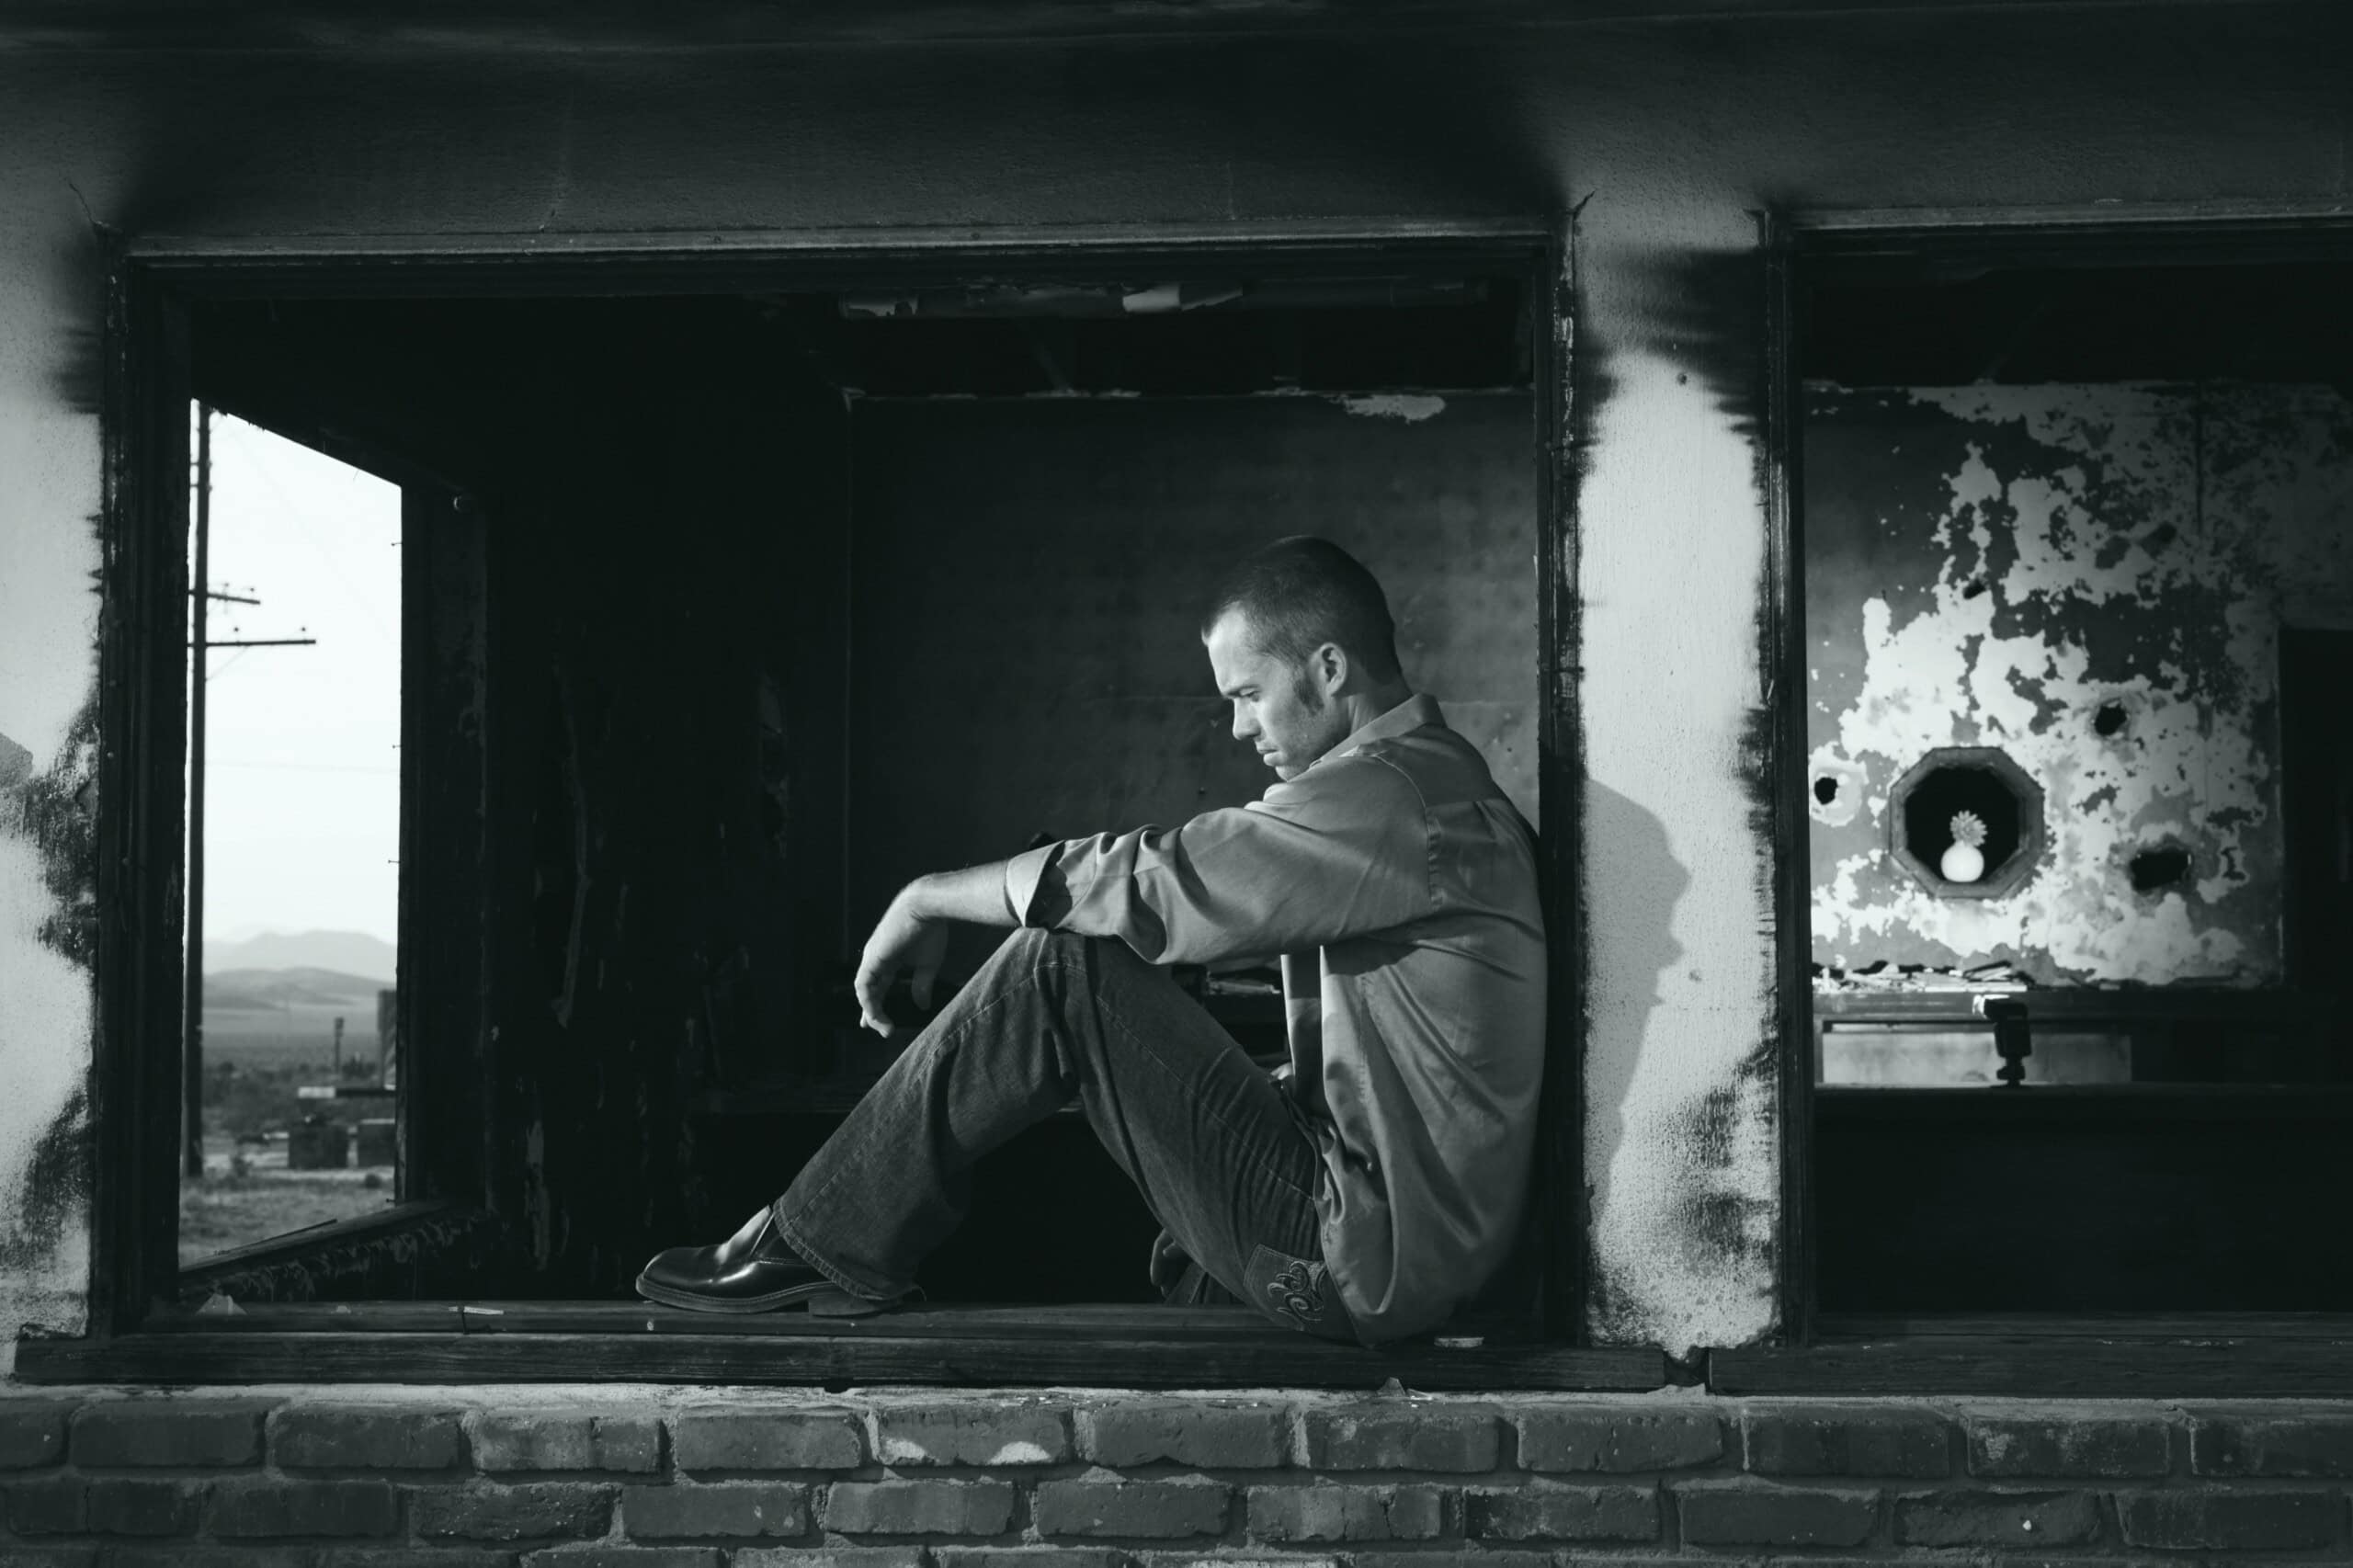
left=772, top=927, right=1354, bottom=1341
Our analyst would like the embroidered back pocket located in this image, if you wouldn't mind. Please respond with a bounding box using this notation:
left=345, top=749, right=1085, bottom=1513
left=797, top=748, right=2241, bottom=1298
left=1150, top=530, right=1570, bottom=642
left=1244, top=1243, right=1352, bottom=1341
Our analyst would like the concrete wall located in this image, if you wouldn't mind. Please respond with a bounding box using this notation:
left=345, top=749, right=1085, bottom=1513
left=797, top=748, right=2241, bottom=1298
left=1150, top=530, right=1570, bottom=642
left=1808, top=381, right=2353, bottom=984
left=2, top=2, right=2350, bottom=1362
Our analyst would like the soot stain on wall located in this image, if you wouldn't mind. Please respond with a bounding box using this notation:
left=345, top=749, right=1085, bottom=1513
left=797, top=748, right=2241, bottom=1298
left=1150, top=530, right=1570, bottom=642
left=17, top=707, right=103, bottom=971
left=0, top=1090, right=92, bottom=1286
left=0, top=707, right=102, bottom=1328
left=1806, top=382, right=2353, bottom=985
left=1662, top=1075, right=1778, bottom=1278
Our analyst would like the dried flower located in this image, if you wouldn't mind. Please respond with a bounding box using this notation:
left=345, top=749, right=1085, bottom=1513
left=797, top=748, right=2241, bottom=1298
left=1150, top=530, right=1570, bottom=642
left=1949, top=809, right=1987, bottom=848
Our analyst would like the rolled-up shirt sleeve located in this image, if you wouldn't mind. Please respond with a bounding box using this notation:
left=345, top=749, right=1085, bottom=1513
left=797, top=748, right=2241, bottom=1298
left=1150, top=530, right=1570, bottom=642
left=1006, top=755, right=1434, bottom=966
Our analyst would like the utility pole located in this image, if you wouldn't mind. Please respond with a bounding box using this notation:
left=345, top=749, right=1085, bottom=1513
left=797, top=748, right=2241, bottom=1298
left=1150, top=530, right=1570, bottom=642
left=183, top=408, right=210, bottom=1179
left=183, top=405, right=318, bottom=1180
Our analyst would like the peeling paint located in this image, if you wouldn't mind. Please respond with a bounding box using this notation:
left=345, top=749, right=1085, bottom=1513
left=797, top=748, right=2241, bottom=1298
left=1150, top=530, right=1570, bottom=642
left=1807, top=383, right=2353, bottom=985
left=1335, top=392, right=1447, bottom=423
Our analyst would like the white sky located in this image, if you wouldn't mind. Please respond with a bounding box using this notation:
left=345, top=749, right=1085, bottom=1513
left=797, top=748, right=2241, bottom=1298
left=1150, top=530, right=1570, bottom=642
left=195, top=409, right=402, bottom=945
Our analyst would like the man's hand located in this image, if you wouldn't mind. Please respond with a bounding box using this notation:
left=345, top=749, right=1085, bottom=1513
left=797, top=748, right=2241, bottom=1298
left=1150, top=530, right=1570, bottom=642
left=854, top=887, right=951, bottom=1038
left=851, top=861, right=1021, bottom=1038
left=1148, top=1227, right=1192, bottom=1293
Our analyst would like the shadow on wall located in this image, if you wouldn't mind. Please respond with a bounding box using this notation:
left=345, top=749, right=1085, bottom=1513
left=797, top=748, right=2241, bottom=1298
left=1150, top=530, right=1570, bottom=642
left=1583, top=774, right=1786, bottom=1345
left=1579, top=777, right=1688, bottom=1323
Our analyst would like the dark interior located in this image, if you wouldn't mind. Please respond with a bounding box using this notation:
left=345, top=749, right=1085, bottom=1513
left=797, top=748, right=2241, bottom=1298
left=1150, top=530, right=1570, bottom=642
left=187, top=267, right=1541, bottom=1304
left=1804, top=256, right=2353, bottom=392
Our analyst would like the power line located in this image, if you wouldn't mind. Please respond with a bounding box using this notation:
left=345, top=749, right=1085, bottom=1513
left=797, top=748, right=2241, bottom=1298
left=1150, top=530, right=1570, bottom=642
left=208, top=759, right=399, bottom=776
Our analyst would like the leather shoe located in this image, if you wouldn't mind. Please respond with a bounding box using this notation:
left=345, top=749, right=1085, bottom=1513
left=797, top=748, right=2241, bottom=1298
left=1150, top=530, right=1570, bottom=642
left=635, top=1207, right=899, bottom=1316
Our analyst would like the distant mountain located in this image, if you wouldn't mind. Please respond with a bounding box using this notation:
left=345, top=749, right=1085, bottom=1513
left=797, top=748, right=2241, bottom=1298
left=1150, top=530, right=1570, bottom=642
left=202, top=929, right=395, bottom=983
left=204, top=967, right=389, bottom=1012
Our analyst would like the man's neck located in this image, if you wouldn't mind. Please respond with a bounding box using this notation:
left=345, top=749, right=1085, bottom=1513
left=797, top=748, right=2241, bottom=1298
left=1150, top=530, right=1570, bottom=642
left=1333, top=684, right=1415, bottom=739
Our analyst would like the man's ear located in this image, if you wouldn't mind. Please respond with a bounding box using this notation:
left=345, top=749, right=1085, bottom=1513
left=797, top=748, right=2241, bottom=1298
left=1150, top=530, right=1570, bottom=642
left=1313, top=642, right=1349, bottom=697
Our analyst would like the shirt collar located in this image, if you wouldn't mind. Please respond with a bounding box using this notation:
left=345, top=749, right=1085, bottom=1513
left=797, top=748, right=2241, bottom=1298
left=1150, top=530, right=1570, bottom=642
left=1316, top=692, right=1443, bottom=769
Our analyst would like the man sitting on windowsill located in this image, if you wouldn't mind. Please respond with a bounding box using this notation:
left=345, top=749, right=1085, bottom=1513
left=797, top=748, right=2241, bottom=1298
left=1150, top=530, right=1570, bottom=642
left=636, top=536, right=1546, bottom=1346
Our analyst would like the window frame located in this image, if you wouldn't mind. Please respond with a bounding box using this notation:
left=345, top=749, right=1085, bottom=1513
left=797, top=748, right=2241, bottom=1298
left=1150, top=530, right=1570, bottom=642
left=1757, top=205, right=2353, bottom=1390
left=35, top=222, right=1646, bottom=1391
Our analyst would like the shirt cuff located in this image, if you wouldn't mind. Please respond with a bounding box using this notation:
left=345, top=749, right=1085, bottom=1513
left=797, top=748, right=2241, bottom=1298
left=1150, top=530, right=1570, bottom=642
left=1002, top=843, right=1060, bottom=927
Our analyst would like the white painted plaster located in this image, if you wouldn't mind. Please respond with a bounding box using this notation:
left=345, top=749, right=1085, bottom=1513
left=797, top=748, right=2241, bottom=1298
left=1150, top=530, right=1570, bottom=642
left=0, top=172, right=104, bottom=1349
left=1578, top=238, right=1778, bottom=1354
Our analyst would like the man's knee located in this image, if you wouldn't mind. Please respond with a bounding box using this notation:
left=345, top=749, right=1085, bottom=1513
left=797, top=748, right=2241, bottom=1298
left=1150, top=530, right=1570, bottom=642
left=981, top=926, right=1092, bottom=983
left=995, top=926, right=1157, bottom=990
left=1000, top=926, right=1108, bottom=960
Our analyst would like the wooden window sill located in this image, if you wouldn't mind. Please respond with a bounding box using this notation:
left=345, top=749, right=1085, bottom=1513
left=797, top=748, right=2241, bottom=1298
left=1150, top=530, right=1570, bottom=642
left=13, top=1302, right=1666, bottom=1391
left=1712, top=1312, right=2353, bottom=1396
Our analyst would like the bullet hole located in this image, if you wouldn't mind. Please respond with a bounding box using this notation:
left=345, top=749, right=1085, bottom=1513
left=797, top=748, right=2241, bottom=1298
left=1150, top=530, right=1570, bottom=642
left=2129, top=845, right=2192, bottom=892
left=2094, top=701, right=2129, bottom=737
left=1809, top=756, right=1869, bottom=827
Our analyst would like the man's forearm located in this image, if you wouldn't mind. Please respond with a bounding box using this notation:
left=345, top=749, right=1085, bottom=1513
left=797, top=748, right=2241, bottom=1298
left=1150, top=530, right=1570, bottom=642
left=904, top=859, right=1021, bottom=928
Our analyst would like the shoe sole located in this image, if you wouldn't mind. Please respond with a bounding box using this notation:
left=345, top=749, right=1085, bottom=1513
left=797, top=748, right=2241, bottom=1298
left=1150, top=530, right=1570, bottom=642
left=633, top=1270, right=899, bottom=1317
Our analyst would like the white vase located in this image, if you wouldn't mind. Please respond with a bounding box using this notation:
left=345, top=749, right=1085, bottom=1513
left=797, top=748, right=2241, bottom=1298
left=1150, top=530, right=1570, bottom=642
left=1940, top=842, right=1986, bottom=883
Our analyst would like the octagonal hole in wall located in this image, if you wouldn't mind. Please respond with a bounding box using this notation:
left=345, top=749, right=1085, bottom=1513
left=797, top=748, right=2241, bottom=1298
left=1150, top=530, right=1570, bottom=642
left=1901, top=767, right=2020, bottom=869
left=1887, top=745, right=2046, bottom=900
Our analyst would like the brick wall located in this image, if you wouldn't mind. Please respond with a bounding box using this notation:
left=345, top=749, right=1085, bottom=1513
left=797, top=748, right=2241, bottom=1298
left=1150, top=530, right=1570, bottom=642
left=1, top=1388, right=2348, bottom=1564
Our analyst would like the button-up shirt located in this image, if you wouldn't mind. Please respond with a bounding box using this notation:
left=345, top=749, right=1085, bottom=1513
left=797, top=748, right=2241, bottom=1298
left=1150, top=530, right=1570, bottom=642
left=1003, top=693, right=1547, bottom=1343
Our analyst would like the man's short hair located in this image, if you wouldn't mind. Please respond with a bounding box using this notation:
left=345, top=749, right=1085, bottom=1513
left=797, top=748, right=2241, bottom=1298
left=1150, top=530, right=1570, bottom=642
left=1201, top=536, right=1404, bottom=684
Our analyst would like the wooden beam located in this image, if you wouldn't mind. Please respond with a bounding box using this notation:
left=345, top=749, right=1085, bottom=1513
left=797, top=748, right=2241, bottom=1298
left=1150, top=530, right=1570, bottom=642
left=177, top=1201, right=460, bottom=1287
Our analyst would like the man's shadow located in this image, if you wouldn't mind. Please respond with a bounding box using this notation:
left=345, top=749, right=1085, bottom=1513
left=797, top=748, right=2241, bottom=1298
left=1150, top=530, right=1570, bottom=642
left=1477, top=777, right=1690, bottom=1333
left=1579, top=773, right=1693, bottom=1146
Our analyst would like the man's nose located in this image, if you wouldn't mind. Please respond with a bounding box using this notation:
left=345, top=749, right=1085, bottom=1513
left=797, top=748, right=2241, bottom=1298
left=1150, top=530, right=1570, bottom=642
left=1231, top=707, right=1256, bottom=741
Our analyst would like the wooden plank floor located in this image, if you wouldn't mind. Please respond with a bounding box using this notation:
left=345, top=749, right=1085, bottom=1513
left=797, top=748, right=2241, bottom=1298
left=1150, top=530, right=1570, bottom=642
left=139, top=1301, right=1381, bottom=1339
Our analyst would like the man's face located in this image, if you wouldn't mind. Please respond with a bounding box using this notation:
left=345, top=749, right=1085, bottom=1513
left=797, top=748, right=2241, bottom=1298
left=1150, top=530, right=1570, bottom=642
left=1206, top=609, right=1351, bottom=780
